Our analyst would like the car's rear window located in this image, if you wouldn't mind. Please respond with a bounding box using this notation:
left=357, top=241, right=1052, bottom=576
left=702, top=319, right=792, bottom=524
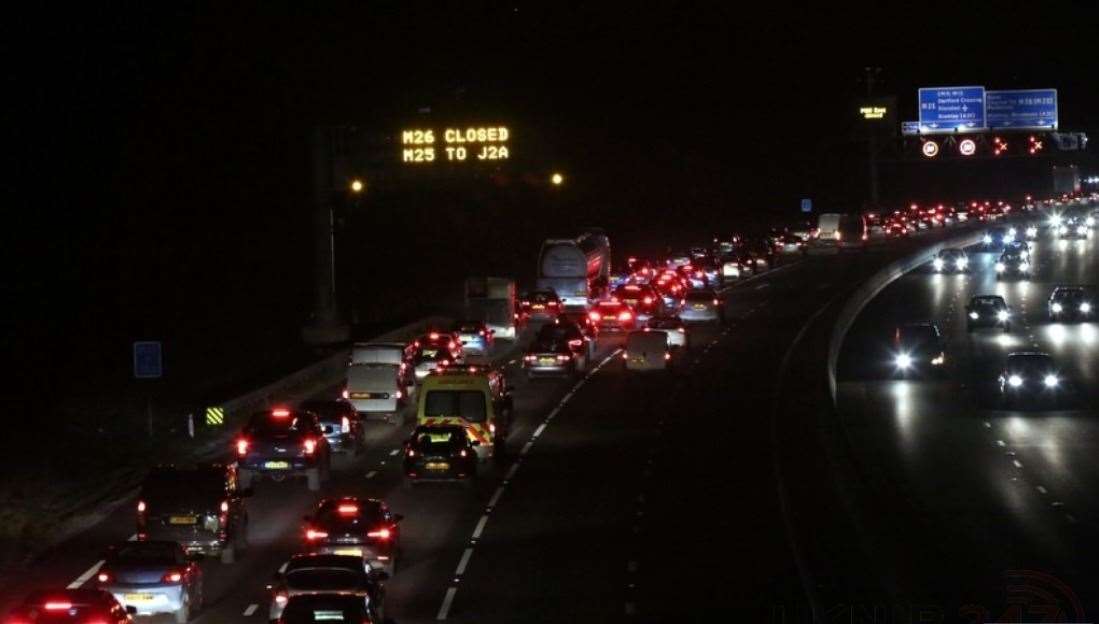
left=247, top=414, right=309, bottom=435
left=286, top=569, right=361, bottom=591
left=141, top=471, right=225, bottom=508
left=412, top=429, right=466, bottom=453
left=686, top=292, right=716, bottom=301
left=423, top=390, right=487, bottom=423
left=111, top=542, right=178, bottom=565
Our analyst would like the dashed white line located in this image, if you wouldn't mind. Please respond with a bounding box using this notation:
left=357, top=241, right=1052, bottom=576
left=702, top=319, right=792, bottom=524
left=1013, top=459, right=1024, bottom=469
left=67, top=560, right=105, bottom=589
left=243, top=604, right=259, bottom=617
left=471, top=514, right=489, bottom=539
left=436, top=587, right=458, bottom=620
left=505, top=463, right=521, bottom=481
left=532, top=423, right=546, bottom=438
left=279, top=561, right=288, bottom=573
left=389, top=448, right=400, bottom=456
left=454, top=547, right=474, bottom=576
left=487, top=486, right=505, bottom=508
left=365, top=470, right=377, bottom=479
left=519, top=441, right=534, bottom=456
left=1036, top=486, right=1048, bottom=495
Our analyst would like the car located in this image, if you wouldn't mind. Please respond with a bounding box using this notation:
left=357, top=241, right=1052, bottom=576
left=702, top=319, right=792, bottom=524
left=612, top=283, right=664, bottom=319
left=235, top=408, right=332, bottom=491
left=1004, top=240, right=1031, bottom=259
left=998, top=352, right=1063, bottom=406
left=268, top=553, right=386, bottom=623
left=890, top=323, right=946, bottom=377
left=995, top=250, right=1031, bottom=279
left=403, top=424, right=479, bottom=485
left=588, top=299, right=637, bottom=332
left=1058, top=217, right=1090, bottom=239
left=135, top=463, right=251, bottom=564
left=414, top=330, right=463, bottom=361
left=677, top=264, right=709, bottom=289
left=299, top=399, right=364, bottom=453
left=624, top=330, right=671, bottom=372
left=720, top=255, right=747, bottom=281
left=1048, top=286, right=1094, bottom=322
left=301, top=498, right=403, bottom=576
left=982, top=227, right=1009, bottom=249
left=966, top=295, right=1012, bottom=331
left=454, top=319, right=494, bottom=356
left=96, top=541, right=203, bottom=623
left=884, top=220, right=909, bottom=238
left=275, top=593, right=379, bottom=624
left=523, top=336, right=586, bottom=378
left=1024, top=224, right=1040, bottom=239
left=536, top=319, right=596, bottom=357
left=773, top=233, right=807, bottom=254
left=6, top=589, right=135, bottom=624
left=645, top=315, right=688, bottom=349
left=417, top=366, right=512, bottom=459
left=517, top=289, right=563, bottom=324
left=679, top=290, right=724, bottom=324
left=931, top=248, right=969, bottom=273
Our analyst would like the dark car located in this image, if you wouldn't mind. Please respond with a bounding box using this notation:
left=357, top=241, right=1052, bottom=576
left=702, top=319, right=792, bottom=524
left=97, top=540, right=203, bottom=623
left=931, top=248, right=969, bottom=273
left=890, top=323, right=946, bottom=377
left=523, top=337, right=584, bottom=377
left=966, top=295, right=1012, bottom=331
left=999, top=352, right=1063, bottom=406
left=301, top=497, right=403, bottom=576
left=588, top=299, right=637, bottom=332
left=6, top=589, right=134, bottom=624
left=454, top=319, right=494, bottom=355
left=982, top=227, right=1009, bottom=248
left=518, top=289, right=563, bottom=324
left=136, top=463, right=251, bottom=564
left=235, top=408, right=332, bottom=491
left=275, top=594, right=378, bottom=624
left=612, top=283, right=664, bottom=318
left=536, top=319, right=596, bottom=357
left=403, top=425, right=479, bottom=485
left=268, top=554, right=386, bottom=623
left=995, top=250, right=1030, bottom=279
left=1048, top=286, right=1094, bottom=322
left=299, top=399, right=363, bottom=455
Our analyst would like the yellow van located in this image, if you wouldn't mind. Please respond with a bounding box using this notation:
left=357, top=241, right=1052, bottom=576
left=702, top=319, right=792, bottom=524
left=416, top=366, right=512, bottom=458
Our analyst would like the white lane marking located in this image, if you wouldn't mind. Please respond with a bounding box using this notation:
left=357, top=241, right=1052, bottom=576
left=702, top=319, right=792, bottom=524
left=471, top=514, right=490, bottom=539
left=1037, top=486, right=1048, bottom=495
left=1013, top=459, right=1024, bottom=469
left=436, top=586, right=458, bottom=620
left=996, top=440, right=1006, bottom=447
left=755, top=283, right=770, bottom=290
left=519, top=440, right=534, bottom=456
left=506, top=463, right=521, bottom=481
left=454, top=547, right=474, bottom=576
left=243, top=604, right=259, bottom=617
left=532, top=423, right=546, bottom=438
left=128, top=533, right=137, bottom=541
left=67, top=559, right=105, bottom=589
left=366, top=470, right=377, bottom=479
left=279, top=561, right=288, bottom=573
left=389, top=448, right=400, bottom=456
left=487, top=486, right=505, bottom=508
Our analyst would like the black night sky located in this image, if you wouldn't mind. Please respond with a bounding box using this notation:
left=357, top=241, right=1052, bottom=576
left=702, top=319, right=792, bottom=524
left=5, top=3, right=1098, bottom=409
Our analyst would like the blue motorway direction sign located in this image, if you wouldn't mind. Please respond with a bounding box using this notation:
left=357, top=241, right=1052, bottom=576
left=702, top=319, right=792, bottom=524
left=800, top=198, right=812, bottom=213
left=918, top=86, right=986, bottom=133
left=133, top=341, right=163, bottom=379
left=986, top=89, right=1058, bottom=130
left=900, top=121, right=920, bottom=136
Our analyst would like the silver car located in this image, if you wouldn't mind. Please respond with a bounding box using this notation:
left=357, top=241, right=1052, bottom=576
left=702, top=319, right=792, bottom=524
left=679, top=290, right=724, bottom=324
left=97, top=540, right=203, bottom=623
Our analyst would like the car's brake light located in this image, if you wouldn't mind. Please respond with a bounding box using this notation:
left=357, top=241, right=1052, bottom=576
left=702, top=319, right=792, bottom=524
left=338, top=504, right=359, bottom=515
left=622, top=352, right=628, bottom=360
left=137, top=500, right=147, bottom=513
left=395, top=389, right=403, bottom=399
left=568, top=339, right=583, bottom=348
left=665, top=352, right=672, bottom=360
left=274, top=593, right=289, bottom=606
left=589, top=311, right=601, bottom=322
left=43, top=602, right=72, bottom=611
left=429, top=332, right=440, bottom=340
left=489, top=422, right=496, bottom=434
left=162, top=570, right=183, bottom=583
left=643, top=296, right=653, bottom=304
left=220, top=500, right=230, bottom=513
left=97, top=570, right=112, bottom=584
left=306, top=528, right=328, bottom=540
left=548, top=301, right=558, bottom=307
left=459, top=449, right=468, bottom=458
left=341, top=388, right=350, bottom=399
left=524, top=354, right=536, bottom=362
left=303, top=438, right=317, bottom=455
left=556, top=354, right=571, bottom=361
left=713, top=299, right=720, bottom=306
left=236, top=438, right=249, bottom=457
left=342, top=416, right=351, bottom=434
left=618, top=311, right=633, bottom=321
left=272, top=408, right=291, bottom=418
left=367, top=528, right=392, bottom=540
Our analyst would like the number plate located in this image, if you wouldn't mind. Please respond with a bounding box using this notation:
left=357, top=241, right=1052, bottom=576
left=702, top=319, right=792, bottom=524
left=333, top=547, right=363, bottom=557
left=168, top=515, right=196, bottom=525
left=124, top=593, right=155, bottom=603
left=538, top=357, right=556, bottom=366
left=425, top=462, right=450, bottom=471
left=693, top=304, right=706, bottom=310
left=264, top=461, right=291, bottom=470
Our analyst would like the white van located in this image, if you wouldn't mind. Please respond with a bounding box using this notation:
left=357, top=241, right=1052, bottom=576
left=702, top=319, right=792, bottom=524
left=351, top=342, right=413, bottom=389
left=816, top=213, right=842, bottom=243
left=624, top=330, right=670, bottom=372
left=346, top=363, right=404, bottom=423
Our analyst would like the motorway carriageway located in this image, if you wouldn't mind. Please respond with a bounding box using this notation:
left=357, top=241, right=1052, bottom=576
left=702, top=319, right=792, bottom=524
left=837, top=223, right=1099, bottom=619
left=2, top=229, right=979, bottom=623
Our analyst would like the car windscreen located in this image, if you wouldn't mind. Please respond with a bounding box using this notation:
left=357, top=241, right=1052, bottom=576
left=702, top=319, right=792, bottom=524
left=286, top=569, right=362, bottom=591
left=423, top=390, right=487, bottom=423
left=300, top=402, right=346, bottom=420
left=1008, top=356, right=1054, bottom=375
left=1053, top=290, right=1085, bottom=302
left=530, top=339, right=568, bottom=353
left=972, top=298, right=1005, bottom=309
left=456, top=322, right=483, bottom=333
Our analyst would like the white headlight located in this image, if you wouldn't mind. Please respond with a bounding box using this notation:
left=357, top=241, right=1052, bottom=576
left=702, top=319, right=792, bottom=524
left=1088, top=217, right=1096, bottom=227
left=983, top=235, right=993, bottom=244
left=997, top=310, right=1009, bottom=321
left=1081, top=302, right=1092, bottom=313
left=1077, top=226, right=1087, bottom=235
left=1026, top=227, right=1038, bottom=237
left=1052, top=303, right=1063, bottom=313
left=995, top=262, right=1006, bottom=272
left=1050, top=215, right=1062, bottom=226
left=956, top=258, right=968, bottom=268
left=1044, top=374, right=1059, bottom=388
left=1019, top=262, right=1030, bottom=272
left=895, top=353, right=913, bottom=369
left=1008, top=228, right=1017, bottom=237
left=933, top=258, right=945, bottom=270
left=1008, top=374, right=1024, bottom=387
left=969, top=311, right=979, bottom=320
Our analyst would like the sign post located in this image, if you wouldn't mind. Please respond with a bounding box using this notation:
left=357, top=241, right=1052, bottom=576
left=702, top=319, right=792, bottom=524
left=133, top=341, right=162, bottom=437
left=800, top=198, right=812, bottom=214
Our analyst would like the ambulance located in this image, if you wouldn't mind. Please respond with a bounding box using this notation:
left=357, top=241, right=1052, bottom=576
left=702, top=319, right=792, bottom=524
left=416, top=365, right=513, bottom=459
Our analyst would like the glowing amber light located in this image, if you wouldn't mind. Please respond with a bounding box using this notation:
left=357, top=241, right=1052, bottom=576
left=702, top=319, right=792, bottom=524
left=400, top=126, right=510, bottom=164
left=551, top=172, right=564, bottom=186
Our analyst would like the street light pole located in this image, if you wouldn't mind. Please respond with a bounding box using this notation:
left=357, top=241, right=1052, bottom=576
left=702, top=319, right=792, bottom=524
left=303, top=126, right=349, bottom=346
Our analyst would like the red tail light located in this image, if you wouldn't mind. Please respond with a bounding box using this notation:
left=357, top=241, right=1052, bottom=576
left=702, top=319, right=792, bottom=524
left=429, top=332, right=440, bottom=340
left=622, top=352, right=629, bottom=360
left=556, top=354, right=571, bottom=361
left=272, top=408, right=291, bottom=418
left=448, top=340, right=457, bottom=350
left=236, top=438, right=249, bottom=457
left=341, top=416, right=351, bottom=433
left=338, top=503, right=359, bottom=515
left=303, top=438, right=317, bottom=455
left=618, top=311, right=632, bottom=321
left=96, top=570, right=112, bottom=584
left=568, top=339, right=583, bottom=348
left=406, top=447, right=416, bottom=457
left=524, top=354, right=536, bottom=362
left=43, top=602, right=72, bottom=611
left=395, top=389, right=403, bottom=399
left=643, top=296, right=653, bottom=304
left=713, top=299, right=720, bottom=306
left=274, top=593, right=289, bottom=606
left=664, top=352, right=672, bottom=360
left=306, top=528, right=328, bottom=540
left=341, top=388, right=350, bottom=399
left=367, top=527, right=392, bottom=540
left=548, top=301, right=558, bottom=307
left=137, top=500, right=147, bottom=513
left=589, top=311, right=601, bottom=322
left=219, top=500, right=230, bottom=514
left=459, top=449, right=468, bottom=458
left=162, top=570, right=183, bottom=583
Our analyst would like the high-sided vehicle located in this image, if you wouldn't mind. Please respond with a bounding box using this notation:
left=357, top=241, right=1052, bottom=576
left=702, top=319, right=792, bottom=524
left=417, top=366, right=512, bottom=459
left=999, top=351, right=1063, bottom=406
left=645, top=315, right=687, bottom=349
left=1048, top=286, right=1093, bottom=322
left=345, top=364, right=404, bottom=424
left=403, top=424, right=480, bottom=486
left=931, top=248, right=969, bottom=273
left=624, top=330, right=671, bottom=372
left=135, top=463, right=251, bottom=564
left=300, top=496, right=402, bottom=575
left=464, top=277, right=517, bottom=339
left=6, top=589, right=135, bottom=624
left=267, top=554, right=386, bottom=624
left=966, top=295, right=1012, bottom=331
left=97, top=540, right=203, bottom=623
left=235, top=408, right=331, bottom=491
left=535, top=230, right=610, bottom=311
left=350, top=342, right=415, bottom=390
left=299, top=399, right=363, bottom=452
left=890, top=323, right=946, bottom=377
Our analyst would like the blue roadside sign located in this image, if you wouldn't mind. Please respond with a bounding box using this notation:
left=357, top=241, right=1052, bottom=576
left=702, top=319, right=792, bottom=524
left=918, top=86, right=986, bottom=133
left=800, top=198, right=812, bottom=213
left=986, top=89, right=1058, bottom=130
left=133, top=341, right=163, bottom=379
left=901, top=121, right=920, bottom=136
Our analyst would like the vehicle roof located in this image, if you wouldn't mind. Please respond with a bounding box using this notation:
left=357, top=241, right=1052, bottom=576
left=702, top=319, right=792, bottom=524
left=420, top=374, right=491, bottom=390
